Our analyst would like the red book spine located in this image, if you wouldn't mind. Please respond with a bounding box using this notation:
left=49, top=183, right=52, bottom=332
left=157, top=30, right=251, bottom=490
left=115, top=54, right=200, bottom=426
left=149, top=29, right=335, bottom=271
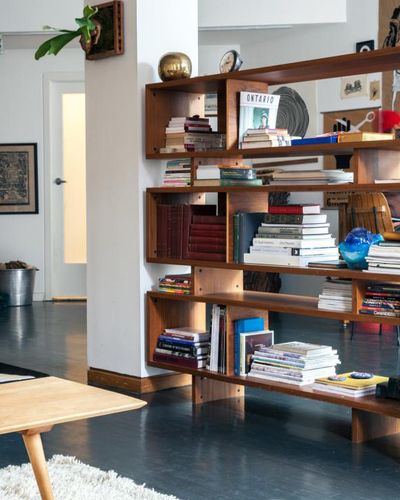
left=189, top=243, right=226, bottom=253
left=190, top=229, right=226, bottom=238
left=157, top=205, right=170, bottom=258
left=189, top=236, right=226, bottom=244
left=188, top=251, right=226, bottom=262
left=153, top=352, right=203, bottom=368
left=182, top=205, right=217, bottom=259
left=269, top=205, right=320, bottom=214
left=192, top=215, right=226, bottom=224
left=190, top=223, right=226, bottom=232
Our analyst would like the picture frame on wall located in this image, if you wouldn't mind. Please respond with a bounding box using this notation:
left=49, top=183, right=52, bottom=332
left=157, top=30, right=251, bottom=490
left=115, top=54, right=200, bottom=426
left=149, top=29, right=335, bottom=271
left=0, top=143, right=38, bottom=215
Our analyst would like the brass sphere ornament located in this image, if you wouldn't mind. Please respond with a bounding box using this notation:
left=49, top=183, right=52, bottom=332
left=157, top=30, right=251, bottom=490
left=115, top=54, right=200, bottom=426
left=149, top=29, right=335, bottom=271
left=158, top=52, right=192, bottom=82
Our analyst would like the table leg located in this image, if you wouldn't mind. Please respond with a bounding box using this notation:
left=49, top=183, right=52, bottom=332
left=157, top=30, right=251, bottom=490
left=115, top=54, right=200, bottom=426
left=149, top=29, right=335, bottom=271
left=22, top=428, right=54, bottom=500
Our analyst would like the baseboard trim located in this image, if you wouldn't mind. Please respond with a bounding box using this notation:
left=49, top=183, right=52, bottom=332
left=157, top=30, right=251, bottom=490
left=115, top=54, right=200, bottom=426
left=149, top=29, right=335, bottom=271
left=87, top=367, right=192, bottom=394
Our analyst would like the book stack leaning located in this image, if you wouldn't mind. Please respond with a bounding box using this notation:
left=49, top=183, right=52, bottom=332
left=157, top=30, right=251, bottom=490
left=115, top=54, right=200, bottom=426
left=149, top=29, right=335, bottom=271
left=243, top=204, right=339, bottom=266
left=248, top=341, right=340, bottom=386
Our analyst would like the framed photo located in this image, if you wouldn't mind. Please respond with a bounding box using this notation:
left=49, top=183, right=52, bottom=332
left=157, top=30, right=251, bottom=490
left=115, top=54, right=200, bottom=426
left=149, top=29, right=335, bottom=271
left=0, top=143, right=38, bottom=215
left=86, top=0, right=124, bottom=60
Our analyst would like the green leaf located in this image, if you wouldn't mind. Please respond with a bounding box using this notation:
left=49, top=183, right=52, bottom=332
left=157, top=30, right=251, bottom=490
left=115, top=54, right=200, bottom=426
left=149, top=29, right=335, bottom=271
left=83, top=5, right=98, bottom=19
left=34, top=30, right=81, bottom=60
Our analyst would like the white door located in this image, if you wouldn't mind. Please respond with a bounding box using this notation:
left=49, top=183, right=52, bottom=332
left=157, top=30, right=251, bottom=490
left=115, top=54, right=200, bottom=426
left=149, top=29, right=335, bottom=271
left=45, top=77, right=86, bottom=299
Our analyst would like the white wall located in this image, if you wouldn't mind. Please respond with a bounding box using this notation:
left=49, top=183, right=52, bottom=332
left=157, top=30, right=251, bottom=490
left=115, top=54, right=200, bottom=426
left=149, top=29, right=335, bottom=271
left=0, top=0, right=83, bottom=32
left=0, top=48, right=84, bottom=300
left=199, top=0, right=346, bottom=29
left=86, top=0, right=198, bottom=378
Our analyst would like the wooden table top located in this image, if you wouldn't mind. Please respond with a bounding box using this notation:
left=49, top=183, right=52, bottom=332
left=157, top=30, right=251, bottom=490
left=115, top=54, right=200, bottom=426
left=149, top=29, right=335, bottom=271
left=0, top=376, right=146, bottom=434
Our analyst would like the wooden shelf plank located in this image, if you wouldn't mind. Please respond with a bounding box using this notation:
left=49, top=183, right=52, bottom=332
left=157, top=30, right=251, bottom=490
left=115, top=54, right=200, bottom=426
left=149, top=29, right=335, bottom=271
left=146, top=47, right=400, bottom=93
left=146, top=359, right=400, bottom=418
left=148, top=291, right=400, bottom=325
left=146, top=182, right=400, bottom=193
left=146, top=257, right=400, bottom=283
left=146, top=139, right=400, bottom=160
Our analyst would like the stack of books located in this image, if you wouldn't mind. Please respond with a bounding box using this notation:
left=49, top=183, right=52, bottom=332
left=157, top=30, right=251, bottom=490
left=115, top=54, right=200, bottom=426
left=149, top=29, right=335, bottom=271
left=162, top=159, right=191, bottom=187
left=243, top=205, right=338, bottom=266
left=193, top=165, right=262, bottom=187
left=313, top=372, right=389, bottom=398
left=157, top=204, right=226, bottom=261
left=359, top=283, right=400, bottom=318
left=160, top=116, right=225, bottom=153
left=233, top=316, right=274, bottom=376
left=153, top=327, right=210, bottom=368
left=366, top=240, right=400, bottom=275
left=268, top=169, right=354, bottom=185
left=240, top=128, right=291, bottom=149
left=318, top=278, right=353, bottom=312
left=208, top=304, right=227, bottom=373
left=158, top=274, right=192, bottom=295
left=248, top=341, right=340, bottom=386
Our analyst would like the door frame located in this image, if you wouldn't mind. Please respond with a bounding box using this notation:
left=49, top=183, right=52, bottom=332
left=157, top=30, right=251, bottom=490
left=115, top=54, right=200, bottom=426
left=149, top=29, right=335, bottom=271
left=43, top=72, right=85, bottom=300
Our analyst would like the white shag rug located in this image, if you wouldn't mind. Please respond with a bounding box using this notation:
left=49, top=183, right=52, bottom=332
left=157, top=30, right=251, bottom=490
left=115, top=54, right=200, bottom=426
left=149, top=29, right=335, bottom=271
left=0, top=455, right=180, bottom=500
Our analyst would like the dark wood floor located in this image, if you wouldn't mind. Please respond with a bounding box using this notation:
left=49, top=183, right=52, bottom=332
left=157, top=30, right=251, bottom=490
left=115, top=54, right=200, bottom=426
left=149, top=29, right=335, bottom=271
left=1, top=302, right=400, bottom=499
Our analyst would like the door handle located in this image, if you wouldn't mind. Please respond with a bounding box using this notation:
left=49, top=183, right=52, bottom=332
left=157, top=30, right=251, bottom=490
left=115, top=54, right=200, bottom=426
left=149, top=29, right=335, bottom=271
left=54, top=178, right=67, bottom=185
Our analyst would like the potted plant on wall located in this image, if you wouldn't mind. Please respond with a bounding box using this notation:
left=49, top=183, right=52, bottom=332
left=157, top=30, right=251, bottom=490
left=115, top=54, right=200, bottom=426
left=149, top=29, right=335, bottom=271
left=35, top=5, right=99, bottom=60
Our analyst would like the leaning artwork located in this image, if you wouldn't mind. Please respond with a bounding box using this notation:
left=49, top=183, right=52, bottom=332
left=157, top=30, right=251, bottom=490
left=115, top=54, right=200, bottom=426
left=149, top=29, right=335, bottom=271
left=0, top=144, right=38, bottom=214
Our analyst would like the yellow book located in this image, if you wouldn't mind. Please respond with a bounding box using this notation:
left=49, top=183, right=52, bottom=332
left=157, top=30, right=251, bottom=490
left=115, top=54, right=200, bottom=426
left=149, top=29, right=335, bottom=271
left=337, top=132, right=394, bottom=143
left=315, top=372, right=388, bottom=390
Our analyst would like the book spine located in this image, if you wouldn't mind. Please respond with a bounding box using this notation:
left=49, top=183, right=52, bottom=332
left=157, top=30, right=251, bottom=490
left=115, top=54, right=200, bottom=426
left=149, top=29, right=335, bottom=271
left=192, top=215, right=226, bottom=224
left=264, top=213, right=304, bottom=224
left=269, top=205, right=319, bottom=214
left=189, top=236, right=226, bottom=244
left=153, top=352, right=205, bottom=368
left=189, top=243, right=226, bottom=253
left=233, top=213, right=240, bottom=264
left=157, top=205, right=170, bottom=258
left=187, top=251, right=226, bottom=262
left=234, top=321, right=240, bottom=376
left=190, top=223, right=226, bottom=232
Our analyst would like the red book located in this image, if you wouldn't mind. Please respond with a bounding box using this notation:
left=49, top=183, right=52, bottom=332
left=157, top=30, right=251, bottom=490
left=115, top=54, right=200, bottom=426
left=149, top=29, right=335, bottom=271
left=189, top=243, right=226, bottom=253
left=190, top=223, right=226, bottom=232
left=192, top=215, right=226, bottom=224
left=269, top=204, right=320, bottom=215
left=190, top=229, right=226, bottom=237
left=153, top=352, right=206, bottom=368
left=182, top=205, right=217, bottom=258
left=187, top=251, right=226, bottom=262
left=189, top=236, right=226, bottom=244
left=157, top=205, right=171, bottom=258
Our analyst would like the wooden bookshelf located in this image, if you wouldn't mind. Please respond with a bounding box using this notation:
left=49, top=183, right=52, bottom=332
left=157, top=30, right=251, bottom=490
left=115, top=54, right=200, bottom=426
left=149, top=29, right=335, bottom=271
left=145, top=47, right=400, bottom=445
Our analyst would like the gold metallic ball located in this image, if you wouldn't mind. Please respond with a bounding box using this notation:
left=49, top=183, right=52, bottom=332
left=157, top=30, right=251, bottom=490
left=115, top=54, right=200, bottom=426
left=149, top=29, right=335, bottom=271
left=158, top=52, right=192, bottom=82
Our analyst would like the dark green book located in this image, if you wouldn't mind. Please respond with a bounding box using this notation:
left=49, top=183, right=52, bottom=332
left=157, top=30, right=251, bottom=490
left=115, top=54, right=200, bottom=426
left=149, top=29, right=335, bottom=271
left=263, top=213, right=327, bottom=224
left=234, top=212, right=265, bottom=263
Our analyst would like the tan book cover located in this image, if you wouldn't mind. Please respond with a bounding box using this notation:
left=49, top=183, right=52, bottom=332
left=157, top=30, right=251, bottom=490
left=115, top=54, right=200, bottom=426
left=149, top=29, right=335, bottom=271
left=337, top=132, right=394, bottom=143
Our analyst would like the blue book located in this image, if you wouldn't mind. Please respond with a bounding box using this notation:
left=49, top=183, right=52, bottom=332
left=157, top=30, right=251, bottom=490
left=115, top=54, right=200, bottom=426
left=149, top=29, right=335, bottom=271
left=291, top=136, right=338, bottom=145
left=234, top=317, right=264, bottom=375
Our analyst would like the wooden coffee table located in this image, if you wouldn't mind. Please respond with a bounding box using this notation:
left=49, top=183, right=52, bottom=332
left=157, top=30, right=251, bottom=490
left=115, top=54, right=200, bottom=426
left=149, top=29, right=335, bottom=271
left=0, top=376, right=146, bottom=500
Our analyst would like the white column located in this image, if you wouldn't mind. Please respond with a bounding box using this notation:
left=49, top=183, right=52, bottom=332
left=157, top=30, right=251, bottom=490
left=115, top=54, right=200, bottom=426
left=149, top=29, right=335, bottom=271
left=86, top=0, right=198, bottom=377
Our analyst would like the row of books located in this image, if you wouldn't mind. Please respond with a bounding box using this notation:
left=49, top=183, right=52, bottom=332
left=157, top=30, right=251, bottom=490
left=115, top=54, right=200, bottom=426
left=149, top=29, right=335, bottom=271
left=318, top=278, right=352, bottom=313
left=163, top=159, right=191, bottom=187
left=248, top=341, right=340, bottom=386
left=161, top=116, right=225, bottom=153
left=312, top=372, right=388, bottom=397
left=242, top=205, right=339, bottom=266
left=156, top=204, right=226, bottom=261
left=359, top=283, right=400, bottom=318
left=366, top=239, right=400, bottom=275
left=193, top=164, right=262, bottom=187
left=158, top=274, right=191, bottom=295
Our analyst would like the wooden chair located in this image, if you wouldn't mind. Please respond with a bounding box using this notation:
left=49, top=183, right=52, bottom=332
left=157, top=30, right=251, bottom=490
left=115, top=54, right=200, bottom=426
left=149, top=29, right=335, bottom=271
left=341, top=192, right=399, bottom=344
left=340, top=192, right=394, bottom=241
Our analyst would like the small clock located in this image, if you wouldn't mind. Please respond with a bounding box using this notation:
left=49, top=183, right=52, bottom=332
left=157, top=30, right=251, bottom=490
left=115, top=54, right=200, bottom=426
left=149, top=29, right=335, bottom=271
left=219, top=50, right=243, bottom=73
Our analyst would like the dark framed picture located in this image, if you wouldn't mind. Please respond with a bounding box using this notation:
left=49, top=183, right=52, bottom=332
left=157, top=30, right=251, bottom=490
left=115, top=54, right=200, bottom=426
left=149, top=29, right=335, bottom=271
left=356, top=40, right=375, bottom=52
left=86, top=0, right=124, bottom=60
left=0, top=143, right=38, bottom=215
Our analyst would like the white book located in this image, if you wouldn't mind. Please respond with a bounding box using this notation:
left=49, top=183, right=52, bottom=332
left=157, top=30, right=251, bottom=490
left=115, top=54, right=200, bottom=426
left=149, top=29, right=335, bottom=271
left=209, top=304, right=220, bottom=372
left=260, top=222, right=330, bottom=228
left=250, top=246, right=338, bottom=257
left=244, top=253, right=338, bottom=266
left=252, top=237, right=336, bottom=248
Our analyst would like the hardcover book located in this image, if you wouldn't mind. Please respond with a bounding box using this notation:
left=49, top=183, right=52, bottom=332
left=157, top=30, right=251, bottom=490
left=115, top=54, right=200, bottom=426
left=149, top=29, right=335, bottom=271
left=238, top=91, right=280, bottom=146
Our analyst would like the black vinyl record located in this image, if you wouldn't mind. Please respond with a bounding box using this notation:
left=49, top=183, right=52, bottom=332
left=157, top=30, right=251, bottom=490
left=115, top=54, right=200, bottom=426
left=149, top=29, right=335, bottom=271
left=272, top=86, right=309, bottom=137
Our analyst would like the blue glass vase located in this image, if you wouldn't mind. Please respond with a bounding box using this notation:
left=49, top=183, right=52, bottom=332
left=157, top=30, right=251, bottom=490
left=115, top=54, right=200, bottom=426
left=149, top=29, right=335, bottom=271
left=338, top=227, right=383, bottom=270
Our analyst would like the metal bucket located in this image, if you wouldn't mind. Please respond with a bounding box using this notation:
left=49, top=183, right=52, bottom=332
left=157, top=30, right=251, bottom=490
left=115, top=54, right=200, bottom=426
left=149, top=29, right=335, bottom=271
left=0, top=268, right=36, bottom=306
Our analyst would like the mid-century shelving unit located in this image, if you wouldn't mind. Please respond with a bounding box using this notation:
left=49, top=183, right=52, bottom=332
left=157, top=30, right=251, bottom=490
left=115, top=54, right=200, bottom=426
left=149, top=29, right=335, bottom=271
left=145, top=47, right=400, bottom=444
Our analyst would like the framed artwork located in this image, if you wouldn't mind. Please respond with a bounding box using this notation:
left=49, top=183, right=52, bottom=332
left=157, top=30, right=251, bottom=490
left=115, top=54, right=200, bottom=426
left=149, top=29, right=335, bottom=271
left=0, top=143, right=38, bottom=215
left=356, top=40, right=375, bottom=52
left=85, top=0, right=124, bottom=60
left=205, top=93, right=218, bottom=117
